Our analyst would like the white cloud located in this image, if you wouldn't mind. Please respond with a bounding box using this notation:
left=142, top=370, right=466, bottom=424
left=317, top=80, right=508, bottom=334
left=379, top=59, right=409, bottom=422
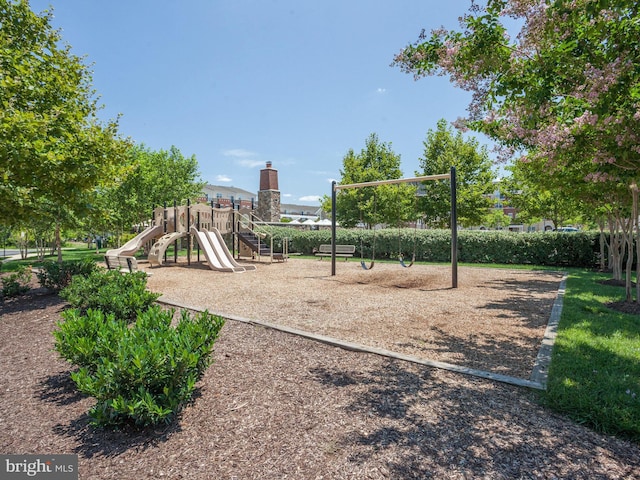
left=277, top=158, right=297, bottom=166
left=282, top=193, right=293, bottom=198
left=216, top=174, right=232, bottom=183
left=222, top=148, right=264, bottom=168
left=237, top=159, right=266, bottom=168
left=222, top=148, right=257, bottom=158
left=299, top=195, right=321, bottom=203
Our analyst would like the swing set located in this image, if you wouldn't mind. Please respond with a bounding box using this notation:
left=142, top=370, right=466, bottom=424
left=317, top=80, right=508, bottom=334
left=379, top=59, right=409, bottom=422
left=356, top=189, right=418, bottom=271
left=330, top=167, right=458, bottom=288
left=357, top=193, right=376, bottom=271
left=396, top=185, right=420, bottom=269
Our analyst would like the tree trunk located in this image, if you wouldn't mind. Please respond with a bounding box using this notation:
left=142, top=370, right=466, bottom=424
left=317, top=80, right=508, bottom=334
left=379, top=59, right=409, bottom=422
left=632, top=183, right=640, bottom=303
left=18, top=231, right=28, bottom=259
left=609, top=213, right=623, bottom=281
left=55, top=221, right=63, bottom=263
left=36, top=238, right=46, bottom=261
left=623, top=216, right=634, bottom=302
left=597, top=216, right=608, bottom=271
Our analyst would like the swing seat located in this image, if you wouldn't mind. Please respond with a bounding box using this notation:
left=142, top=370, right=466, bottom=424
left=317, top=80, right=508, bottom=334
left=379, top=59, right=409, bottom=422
left=399, top=254, right=415, bottom=268
left=360, top=260, right=375, bottom=270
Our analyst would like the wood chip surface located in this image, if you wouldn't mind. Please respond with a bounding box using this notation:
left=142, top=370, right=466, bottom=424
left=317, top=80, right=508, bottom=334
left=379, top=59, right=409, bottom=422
left=146, top=259, right=565, bottom=379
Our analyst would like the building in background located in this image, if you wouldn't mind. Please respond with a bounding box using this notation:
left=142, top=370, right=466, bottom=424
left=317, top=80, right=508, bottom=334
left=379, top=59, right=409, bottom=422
left=200, top=162, right=322, bottom=221
left=481, top=182, right=553, bottom=232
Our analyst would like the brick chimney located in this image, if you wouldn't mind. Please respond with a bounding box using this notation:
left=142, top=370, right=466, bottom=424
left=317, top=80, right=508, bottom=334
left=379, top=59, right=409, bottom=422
left=257, top=162, right=280, bottom=222
left=259, top=161, right=279, bottom=191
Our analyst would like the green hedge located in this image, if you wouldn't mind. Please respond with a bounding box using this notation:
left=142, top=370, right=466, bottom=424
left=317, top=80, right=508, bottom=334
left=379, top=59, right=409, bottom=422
left=266, top=227, right=599, bottom=268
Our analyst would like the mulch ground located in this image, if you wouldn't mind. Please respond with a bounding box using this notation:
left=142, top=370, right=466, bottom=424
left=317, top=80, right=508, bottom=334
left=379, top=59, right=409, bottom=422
left=1, top=276, right=639, bottom=479
left=145, top=261, right=566, bottom=381
left=597, top=278, right=640, bottom=314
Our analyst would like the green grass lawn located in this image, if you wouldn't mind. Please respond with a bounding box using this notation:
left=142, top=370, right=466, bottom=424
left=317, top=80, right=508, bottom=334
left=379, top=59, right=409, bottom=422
left=1, top=247, right=105, bottom=271
left=3, top=249, right=640, bottom=442
left=542, top=269, right=640, bottom=442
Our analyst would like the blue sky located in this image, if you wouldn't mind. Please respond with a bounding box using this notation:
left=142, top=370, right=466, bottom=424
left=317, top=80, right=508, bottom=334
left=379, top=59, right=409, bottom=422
left=30, top=0, right=489, bottom=205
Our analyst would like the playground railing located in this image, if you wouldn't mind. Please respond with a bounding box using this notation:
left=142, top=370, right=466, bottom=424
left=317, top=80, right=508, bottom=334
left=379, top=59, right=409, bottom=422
left=235, top=212, right=286, bottom=263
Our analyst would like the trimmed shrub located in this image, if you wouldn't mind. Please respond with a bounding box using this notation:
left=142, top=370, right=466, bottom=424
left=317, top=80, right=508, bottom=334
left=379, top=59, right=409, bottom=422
left=1, top=265, right=32, bottom=300
left=60, top=269, right=160, bottom=322
left=36, top=258, right=98, bottom=292
left=55, top=306, right=225, bottom=427
left=457, top=231, right=598, bottom=267
left=267, top=227, right=600, bottom=267
left=53, top=308, right=127, bottom=372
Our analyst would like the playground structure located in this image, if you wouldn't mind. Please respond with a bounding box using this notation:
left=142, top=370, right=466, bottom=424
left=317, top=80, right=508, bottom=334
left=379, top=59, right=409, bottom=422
left=330, top=167, right=458, bottom=288
left=106, top=202, right=287, bottom=272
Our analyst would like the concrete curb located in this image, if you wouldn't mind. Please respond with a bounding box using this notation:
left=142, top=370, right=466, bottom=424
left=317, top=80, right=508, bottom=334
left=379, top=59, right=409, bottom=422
left=529, top=274, right=567, bottom=388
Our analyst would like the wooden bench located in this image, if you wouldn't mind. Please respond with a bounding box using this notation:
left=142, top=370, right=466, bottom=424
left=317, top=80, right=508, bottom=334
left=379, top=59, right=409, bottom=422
left=315, top=244, right=356, bottom=261
left=104, top=255, right=139, bottom=273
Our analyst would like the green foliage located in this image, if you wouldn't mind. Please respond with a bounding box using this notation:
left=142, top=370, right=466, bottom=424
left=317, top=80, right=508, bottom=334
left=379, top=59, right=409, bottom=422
left=53, top=308, right=127, bottom=373
left=35, top=258, right=98, bottom=292
left=97, top=144, right=205, bottom=236
left=323, top=133, right=412, bottom=228
left=54, top=306, right=225, bottom=426
left=0, top=0, right=129, bottom=227
left=266, top=227, right=599, bottom=267
left=480, top=209, right=512, bottom=230
left=418, top=119, right=496, bottom=228
left=502, top=161, right=587, bottom=229
left=458, top=231, right=597, bottom=267
left=60, top=269, right=160, bottom=322
left=0, top=226, right=11, bottom=250
left=267, top=228, right=329, bottom=255
left=0, top=265, right=31, bottom=299
left=542, top=270, right=640, bottom=442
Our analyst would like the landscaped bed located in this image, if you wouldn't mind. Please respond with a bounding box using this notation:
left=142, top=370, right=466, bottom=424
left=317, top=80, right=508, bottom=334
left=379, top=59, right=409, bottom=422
left=1, top=260, right=639, bottom=479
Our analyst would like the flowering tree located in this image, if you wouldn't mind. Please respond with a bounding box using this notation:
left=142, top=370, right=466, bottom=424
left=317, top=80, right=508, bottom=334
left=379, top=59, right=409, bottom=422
left=393, top=0, right=640, bottom=300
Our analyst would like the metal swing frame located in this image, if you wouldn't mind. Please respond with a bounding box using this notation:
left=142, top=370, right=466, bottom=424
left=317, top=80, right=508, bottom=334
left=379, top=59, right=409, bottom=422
left=330, top=167, right=458, bottom=288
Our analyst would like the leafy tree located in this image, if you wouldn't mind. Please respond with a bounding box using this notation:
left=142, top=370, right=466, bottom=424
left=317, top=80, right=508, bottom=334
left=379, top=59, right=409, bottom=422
left=417, top=119, right=496, bottom=228
left=102, top=144, right=205, bottom=239
left=79, top=189, right=119, bottom=251
left=0, top=1, right=129, bottom=260
left=480, top=208, right=512, bottom=230
left=502, top=160, right=584, bottom=230
left=322, top=133, right=414, bottom=228
left=0, top=225, right=11, bottom=253
left=393, top=0, right=640, bottom=299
